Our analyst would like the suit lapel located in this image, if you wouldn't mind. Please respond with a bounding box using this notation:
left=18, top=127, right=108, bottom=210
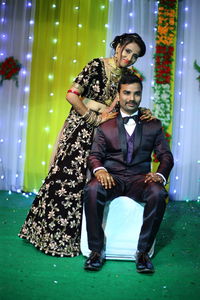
left=132, top=115, right=143, bottom=157
left=117, top=114, right=127, bottom=162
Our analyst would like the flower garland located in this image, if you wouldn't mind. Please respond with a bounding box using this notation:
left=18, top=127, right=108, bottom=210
left=153, top=0, right=178, bottom=162
left=0, top=56, right=22, bottom=87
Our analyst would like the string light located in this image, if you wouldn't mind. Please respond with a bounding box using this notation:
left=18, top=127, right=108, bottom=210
left=48, top=74, right=54, bottom=80
left=26, top=53, right=32, bottom=59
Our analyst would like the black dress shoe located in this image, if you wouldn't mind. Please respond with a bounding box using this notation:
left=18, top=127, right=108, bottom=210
left=84, top=251, right=105, bottom=271
left=136, top=252, right=155, bottom=273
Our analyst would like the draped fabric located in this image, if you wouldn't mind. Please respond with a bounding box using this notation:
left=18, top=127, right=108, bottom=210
left=23, top=0, right=109, bottom=191
left=170, top=0, right=200, bottom=201
left=0, top=0, right=36, bottom=191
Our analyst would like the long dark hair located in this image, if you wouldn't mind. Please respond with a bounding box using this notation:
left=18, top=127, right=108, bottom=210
left=110, top=33, right=146, bottom=57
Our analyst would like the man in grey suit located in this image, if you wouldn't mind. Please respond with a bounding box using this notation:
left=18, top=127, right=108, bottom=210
left=83, top=72, right=174, bottom=273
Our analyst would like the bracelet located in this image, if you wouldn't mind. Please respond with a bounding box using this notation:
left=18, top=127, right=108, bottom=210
left=67, top=89, right=80, bottom=96
left=82, top=109, right=101, bottom=126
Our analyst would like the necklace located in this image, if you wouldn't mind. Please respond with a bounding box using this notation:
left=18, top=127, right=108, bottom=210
left=104, top=57, right=123, bottom=106
left=107, top=57, right=122, bottom=82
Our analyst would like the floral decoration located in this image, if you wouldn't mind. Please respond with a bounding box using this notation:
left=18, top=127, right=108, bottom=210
left=0, top=56, right=22, bottom=87
left=153, top=0, right=178, bottom=162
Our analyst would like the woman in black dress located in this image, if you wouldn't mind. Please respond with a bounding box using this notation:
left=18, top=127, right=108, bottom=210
left=19, top=33, right=149, bottom=257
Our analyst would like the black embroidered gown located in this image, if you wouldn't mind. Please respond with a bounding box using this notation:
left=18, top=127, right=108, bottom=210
left=18, top=59, right=119, bottom=257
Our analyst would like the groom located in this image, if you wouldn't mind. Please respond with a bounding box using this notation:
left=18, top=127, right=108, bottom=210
left=83, top=72, right=174, bottom=273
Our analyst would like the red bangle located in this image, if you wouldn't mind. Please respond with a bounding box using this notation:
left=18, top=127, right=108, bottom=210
left=67, top=89, right=80, bottom=96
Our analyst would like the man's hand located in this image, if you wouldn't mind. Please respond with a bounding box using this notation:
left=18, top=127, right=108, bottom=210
left=95, top=170, right=115, bottom=189
left=144, top=172, right=164, bottom=184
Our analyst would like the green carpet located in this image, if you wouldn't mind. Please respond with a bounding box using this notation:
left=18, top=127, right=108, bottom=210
left=0, top=190, right=200, bottom=300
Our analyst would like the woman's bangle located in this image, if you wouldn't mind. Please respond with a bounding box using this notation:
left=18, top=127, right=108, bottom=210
left=82, top=109, right=101, bottom=126
left=67, top=89, right=80, bottom=96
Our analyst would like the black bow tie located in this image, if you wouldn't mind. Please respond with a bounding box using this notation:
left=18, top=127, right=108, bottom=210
left=123, top=115, right=138, bottom=124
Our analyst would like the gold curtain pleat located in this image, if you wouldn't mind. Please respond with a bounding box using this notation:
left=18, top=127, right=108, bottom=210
left=24, top=0, right=108, bottom=192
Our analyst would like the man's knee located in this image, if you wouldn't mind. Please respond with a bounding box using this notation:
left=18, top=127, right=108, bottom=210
left=84, top=178, right=100, bottom=193
left=145, top=182, right=168, bottom=201
left=84, top=178, right=107, bottom=204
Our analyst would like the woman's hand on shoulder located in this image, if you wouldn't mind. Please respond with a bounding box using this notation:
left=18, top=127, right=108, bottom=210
left=139, top=107, right=156, bottom=122
left=100, top=111, right=118, bottom=124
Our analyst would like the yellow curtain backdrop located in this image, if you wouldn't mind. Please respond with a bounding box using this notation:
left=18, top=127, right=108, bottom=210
left=24, top=0, right=108, bottom=192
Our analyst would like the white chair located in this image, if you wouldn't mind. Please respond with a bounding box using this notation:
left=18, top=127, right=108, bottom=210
left=81, top=196, right=155, bottom=261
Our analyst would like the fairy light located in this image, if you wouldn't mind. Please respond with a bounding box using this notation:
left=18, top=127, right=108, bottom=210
left=26, top=53, right=32, bottom=59
left=24, top=86, right=29, bottom=92
left=48, top=74, right=54, bottom=80
left=53, top=38, right=58, bottom=43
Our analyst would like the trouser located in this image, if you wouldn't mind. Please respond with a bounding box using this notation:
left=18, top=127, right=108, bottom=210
left=83, top=174, right=168, bottom=253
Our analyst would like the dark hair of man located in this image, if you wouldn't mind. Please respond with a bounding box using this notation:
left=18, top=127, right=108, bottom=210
left=110, top=33, right=146, bottom=57
left=118, top=71, right=143, bottom=92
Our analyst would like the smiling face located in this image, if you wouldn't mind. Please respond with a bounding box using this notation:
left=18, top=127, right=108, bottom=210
left=116, top=42, right=141, bottom=67
left=118, top=83, right=142, bottom=115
